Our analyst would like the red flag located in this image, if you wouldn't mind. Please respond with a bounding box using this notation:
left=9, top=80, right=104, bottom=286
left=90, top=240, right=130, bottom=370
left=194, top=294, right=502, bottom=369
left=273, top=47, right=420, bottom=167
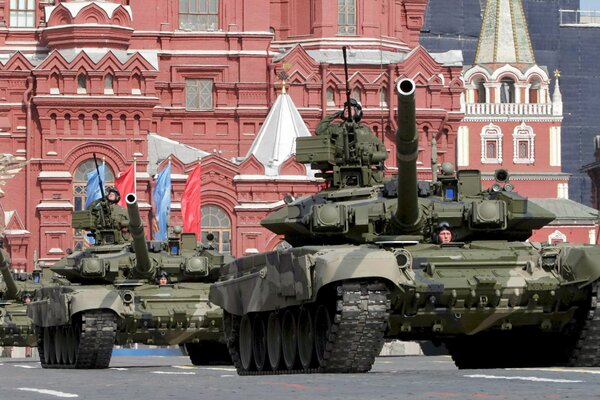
left=115, top=164, right=135, bottom=207
left=181, top=163, right=202, bottom=238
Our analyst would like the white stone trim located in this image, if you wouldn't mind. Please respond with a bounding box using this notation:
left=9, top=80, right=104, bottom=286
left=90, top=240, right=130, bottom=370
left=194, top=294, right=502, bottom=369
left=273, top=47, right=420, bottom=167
left=512, top=122, right=535, bottom=164
left=550, top=126, right=561, bottom=166
left=548, top=230, right=567, bottom=244
left=480, top=123, right=503, bottom=164
left=457, top=126, right=469, bottom=167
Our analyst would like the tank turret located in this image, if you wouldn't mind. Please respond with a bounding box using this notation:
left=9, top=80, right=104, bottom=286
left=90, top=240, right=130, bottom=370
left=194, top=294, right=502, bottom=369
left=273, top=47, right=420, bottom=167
left=125, top=193, right=153, bottom=276
left=0, top=248, right=18, bottom=300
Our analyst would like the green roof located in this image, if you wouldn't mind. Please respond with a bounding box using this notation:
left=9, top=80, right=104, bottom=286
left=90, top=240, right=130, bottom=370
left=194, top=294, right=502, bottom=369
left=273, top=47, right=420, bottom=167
left=530, top=198, right=598, bottom=221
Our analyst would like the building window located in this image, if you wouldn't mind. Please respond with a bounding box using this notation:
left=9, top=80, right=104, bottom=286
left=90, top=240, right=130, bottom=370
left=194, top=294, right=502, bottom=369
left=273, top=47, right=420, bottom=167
left=72, top=159, right=115, bottom=250
left=548, top=230, right=566, bottom=245
left=77, top=74, right=87, bottom=94
left=10, top=0, right=35, bottom=28
left=326, top=88, right=335, bottom=106
left=351, top=87, right=361, bottom=103
left=499, top=77, right=515, bottom=103
left=480, top=123, right=503, bottom=164
left=104, top=75, right=114, bottom=94
left=338, top=0, right=356, bottom=35
left=380, top=87, right=388, bottom=107
left=474, top=78, right=486, bottom=103
left=201, top=205, right=231, bottom=254
left=186, top=79, right=213, bottom=110
left=529, top=77, right=541, bottom=104
left=179, top=0, right=219, bottom=31
left=512, top=122, right=535, bottom=164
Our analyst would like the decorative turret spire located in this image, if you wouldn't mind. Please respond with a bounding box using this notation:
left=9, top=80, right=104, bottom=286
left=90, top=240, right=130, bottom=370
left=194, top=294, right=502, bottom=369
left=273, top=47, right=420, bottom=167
left=552, top=69, right=563, bottom=116
left=474, top=0, right=535, bottom=65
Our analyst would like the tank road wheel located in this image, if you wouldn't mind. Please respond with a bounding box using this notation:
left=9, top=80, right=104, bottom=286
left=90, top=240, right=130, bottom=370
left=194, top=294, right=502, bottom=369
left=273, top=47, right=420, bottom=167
left=53, top=327, right=64, bottom=365
left=223, top=311, right=243, bottom=372
left=281, top=309, right=298, bottom=370
left=43, top=327, right=56, bottom=366
left=266, top=312, right=282, bottom=370
left=252, top=314, right=268, bottom=371
left=297, top=307, right=315, bottom=369
left=238, top=314, right=254, bottom=372
left=314, top=304, right=332, bottom=367
left=567, top=281, right=600, bottom=367
left=185, top=342, right=233, bottom=366
left=35, top=326, right=47, bottom=368
left=64, top=325, right=76, bottom=365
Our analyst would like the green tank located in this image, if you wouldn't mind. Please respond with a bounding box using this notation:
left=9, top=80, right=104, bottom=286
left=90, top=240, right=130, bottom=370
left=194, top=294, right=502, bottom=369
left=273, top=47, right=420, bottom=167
left=27, top=193, right=233, bottom=368
left=0, top=249, right=37, bottom=347
left=209, top=76, right=600, bottom=374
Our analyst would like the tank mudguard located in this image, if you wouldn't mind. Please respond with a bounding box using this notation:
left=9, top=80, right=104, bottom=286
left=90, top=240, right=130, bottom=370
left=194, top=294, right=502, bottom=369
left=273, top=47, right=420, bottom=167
left=209, top=246, right=403, bottom=316
left=562, top=245, right=600, bottom=285
left=209, top=249, right=313, bottom=316
left=312, top=246, right=404, bottom=294
left=28, top=287, right=124, bottom=328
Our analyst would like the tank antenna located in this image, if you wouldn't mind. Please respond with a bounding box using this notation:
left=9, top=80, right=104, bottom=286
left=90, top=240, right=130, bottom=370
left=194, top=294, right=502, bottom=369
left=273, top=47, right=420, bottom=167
left=342, top=46, right=352, bottom=122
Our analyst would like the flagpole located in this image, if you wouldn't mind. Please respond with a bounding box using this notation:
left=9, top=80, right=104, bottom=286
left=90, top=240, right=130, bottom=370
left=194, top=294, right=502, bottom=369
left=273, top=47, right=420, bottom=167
left=133, top=157, right=137, bottom=194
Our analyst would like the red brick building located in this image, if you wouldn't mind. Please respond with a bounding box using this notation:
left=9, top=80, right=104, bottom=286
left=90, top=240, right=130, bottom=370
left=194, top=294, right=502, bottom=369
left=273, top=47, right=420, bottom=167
left=0, top=0, right=464, bottom=269
left=458, top=0, right=597, bottom=245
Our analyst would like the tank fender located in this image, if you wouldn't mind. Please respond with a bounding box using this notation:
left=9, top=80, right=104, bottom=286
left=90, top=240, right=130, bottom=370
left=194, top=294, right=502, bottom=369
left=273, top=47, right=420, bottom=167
left=27, top=287, right=71, bottom=327
left=28, top=287, right=124, bottom=328
left=69, top=287, right=126, bottom=319
left=209, top=249, right=314, bottom=316
left=312, top=246, right=405, bottom=295
left=561, top=245, right=600, bottom=286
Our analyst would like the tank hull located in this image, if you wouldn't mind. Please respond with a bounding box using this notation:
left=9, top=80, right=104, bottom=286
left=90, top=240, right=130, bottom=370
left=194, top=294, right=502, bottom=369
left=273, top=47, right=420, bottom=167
left=28, top=282, right=227, bottom=368
left=209, top=241, right=600, bottom=373
left=0, top=303, right=36, bottom=346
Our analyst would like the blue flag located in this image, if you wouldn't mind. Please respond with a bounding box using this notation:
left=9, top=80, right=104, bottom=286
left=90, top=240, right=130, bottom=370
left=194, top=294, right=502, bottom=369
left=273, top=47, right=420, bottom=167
left=85, top=164, right=106, bottom=209
left=153, top=162, right=171, bottom=240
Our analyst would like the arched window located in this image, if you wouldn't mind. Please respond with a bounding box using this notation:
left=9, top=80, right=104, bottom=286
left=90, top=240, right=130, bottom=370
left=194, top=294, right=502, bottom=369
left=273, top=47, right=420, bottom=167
left=513, top=122, right=535, bottom=164
left=77, top=73, right=87, bottom=94
left=201, top=205, right=231, bottom=254
left=529, top=77, right=541, bottom=104
left=500, top=77, right=515, bottom=103
left=104, top=74, right=114, bottom=94
left=72, top=159, right=115, bottom=250
left=379, top=87, right=388, bottom=107
left=131, top=74, right=141, bottom=95
left=338, top=0, right=356, bottom=35
left=480, top=123, right=503, bottom=164
left=326, top=88, right=335, bottom=106
left=50, top=73, right=60, bottom=95
left=351, top=87, right=361, bottom=103
left=474, top=78, right=486, bottom=103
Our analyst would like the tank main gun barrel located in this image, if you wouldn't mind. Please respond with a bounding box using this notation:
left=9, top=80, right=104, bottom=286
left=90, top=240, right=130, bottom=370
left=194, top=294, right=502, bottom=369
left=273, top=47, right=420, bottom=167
left=0, top=248, right=18, bottom=300
left=393, top=78, right=422, bottom=234
left=126, top=194, right=153, bottom=275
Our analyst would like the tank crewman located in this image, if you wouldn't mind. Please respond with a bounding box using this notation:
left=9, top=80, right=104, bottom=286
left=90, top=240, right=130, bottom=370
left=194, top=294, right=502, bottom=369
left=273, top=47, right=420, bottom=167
left=434, top=221, right=453, bottom=244
left=158, top=270, right=169, bottom=286
left=86, top=186, right=130, bottom=230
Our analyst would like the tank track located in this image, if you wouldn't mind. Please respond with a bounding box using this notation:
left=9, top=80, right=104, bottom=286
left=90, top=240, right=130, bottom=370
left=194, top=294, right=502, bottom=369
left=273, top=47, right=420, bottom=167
left=224, top=280, right=390, bottom=375
left=568, top=281, right=600, bottom=366
left=37, top=310, right=116, bottom=369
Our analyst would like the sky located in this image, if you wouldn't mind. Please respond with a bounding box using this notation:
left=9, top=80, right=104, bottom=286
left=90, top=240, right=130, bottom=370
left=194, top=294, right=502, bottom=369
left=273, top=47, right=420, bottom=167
left=581, top=0, right=600, bottom=10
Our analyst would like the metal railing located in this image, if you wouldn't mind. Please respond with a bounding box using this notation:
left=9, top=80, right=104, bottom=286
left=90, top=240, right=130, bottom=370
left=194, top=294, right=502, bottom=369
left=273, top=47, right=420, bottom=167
left=560, top=9, right=600, bottom=26
left=466, top=102, right=553, bottom=116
